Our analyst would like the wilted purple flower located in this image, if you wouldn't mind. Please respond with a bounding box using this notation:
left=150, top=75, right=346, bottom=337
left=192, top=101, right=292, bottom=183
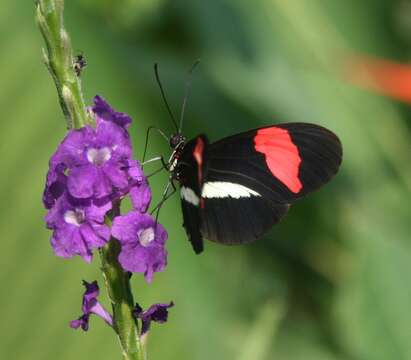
left=43, top=161, right=67, bottom=209
left=133, top=302, right=174, bottom=335
left=45, top=194, right=111, bottom=262
left=45, top=120, right=132, bottom=201
left=92, top=95, right=132, bottom=129
left=70, top=280, right=113, bottom=331
left=111, top=212, right=167, bottom=282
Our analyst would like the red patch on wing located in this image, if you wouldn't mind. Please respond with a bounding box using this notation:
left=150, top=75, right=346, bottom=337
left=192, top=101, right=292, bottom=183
left=193, top=137, right=205, bottom=187
left=254, top=127, right=302, bottom=193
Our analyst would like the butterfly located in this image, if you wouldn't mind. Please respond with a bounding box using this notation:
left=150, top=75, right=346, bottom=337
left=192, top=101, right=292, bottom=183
left=167, top=123, right=342, bottom=253
left=146, top=63, right=342, bottom=254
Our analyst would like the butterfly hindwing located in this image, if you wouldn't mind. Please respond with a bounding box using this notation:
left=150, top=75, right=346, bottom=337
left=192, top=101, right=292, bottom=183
left=200, top=192, right=289, bottom=245
left=181, top=199, right=203, bottom=253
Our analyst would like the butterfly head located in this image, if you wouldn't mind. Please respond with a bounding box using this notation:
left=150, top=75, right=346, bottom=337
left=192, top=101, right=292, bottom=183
left=169, top=133, right=186, bottom=149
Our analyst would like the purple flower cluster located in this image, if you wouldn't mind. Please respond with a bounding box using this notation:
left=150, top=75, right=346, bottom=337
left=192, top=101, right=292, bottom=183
left=43, top=96, right=167, bottom=281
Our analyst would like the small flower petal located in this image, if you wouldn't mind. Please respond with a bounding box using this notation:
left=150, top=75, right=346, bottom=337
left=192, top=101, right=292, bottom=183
left=67, top=166, right=98, bottom=199
left=51, top=225, right=92, bottom=262
left=79, top=224, right=108, bottom=249
left=53, top=127, right=92, bottom=168
left=70, top=315, right=90, bottom=331
left=103, top=163, right=129, bottom=190
left=89, top=301, right=113, bottom=326
left=92, top=95, right=132, bottom=129
left=126, top=159, right=145, bottom=182
left=130, top=183, right=151, bottom=213
left=95, top=120, right=132, bottom=160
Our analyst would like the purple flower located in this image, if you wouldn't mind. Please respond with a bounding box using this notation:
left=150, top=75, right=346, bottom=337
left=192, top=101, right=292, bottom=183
left=45, top=120, right=132, bottom=201
left=133, top=302, right=174, bottom=335
left=111, top=212, right=167, bottom=282
left=127, top=159, right=151, bottom=213
left=92, top=95, right=132, bottom=129
left=70, top=281, right=113, bottom=331
left=130, top=184, right=151, bottom=213
left=45, top=194, right=111, bottom=262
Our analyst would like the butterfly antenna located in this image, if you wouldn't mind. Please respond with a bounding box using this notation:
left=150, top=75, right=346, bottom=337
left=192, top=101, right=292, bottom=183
left=179, top=59, right=200, bottom=133
left=154, top=63, right=179, bottom=132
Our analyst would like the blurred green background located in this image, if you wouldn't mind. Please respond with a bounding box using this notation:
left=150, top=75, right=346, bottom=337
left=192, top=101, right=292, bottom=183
left=1, top=0, right=411, bottom=359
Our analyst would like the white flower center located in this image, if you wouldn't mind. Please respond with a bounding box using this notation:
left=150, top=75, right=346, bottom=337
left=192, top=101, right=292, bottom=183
left=87, top=147, right=111, bottom=166
left=138, top=227, right=155, bottom=247
left=64, top=209, right=85, bottom=226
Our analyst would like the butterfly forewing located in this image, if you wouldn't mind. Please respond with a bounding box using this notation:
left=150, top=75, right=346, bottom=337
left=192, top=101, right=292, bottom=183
left=205, top=123, right=342, bottom=203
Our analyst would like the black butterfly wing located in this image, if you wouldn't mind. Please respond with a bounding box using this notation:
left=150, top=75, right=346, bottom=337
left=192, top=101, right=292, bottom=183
left=276, top=123, right=342, bottom=198
left=200, top=194, right=290, bottom=245
left=181, top=199, right=203, bottom=253
left=198, top=123, right=342, bottom=245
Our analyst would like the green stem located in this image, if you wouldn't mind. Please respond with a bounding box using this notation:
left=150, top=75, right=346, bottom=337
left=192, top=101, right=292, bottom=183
left=36, top=0, right=91, bottom=129
left=100, top=240, right=146, bottom=360
left=36, top=1, right=144, bottom=359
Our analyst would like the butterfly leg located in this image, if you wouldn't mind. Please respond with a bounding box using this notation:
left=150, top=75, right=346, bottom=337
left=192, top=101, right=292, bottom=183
left=142, top=155, right=169, bottom=178
left=142, top=126, right=169, bottom=163
left=151, top=180, right=177, bottom=223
